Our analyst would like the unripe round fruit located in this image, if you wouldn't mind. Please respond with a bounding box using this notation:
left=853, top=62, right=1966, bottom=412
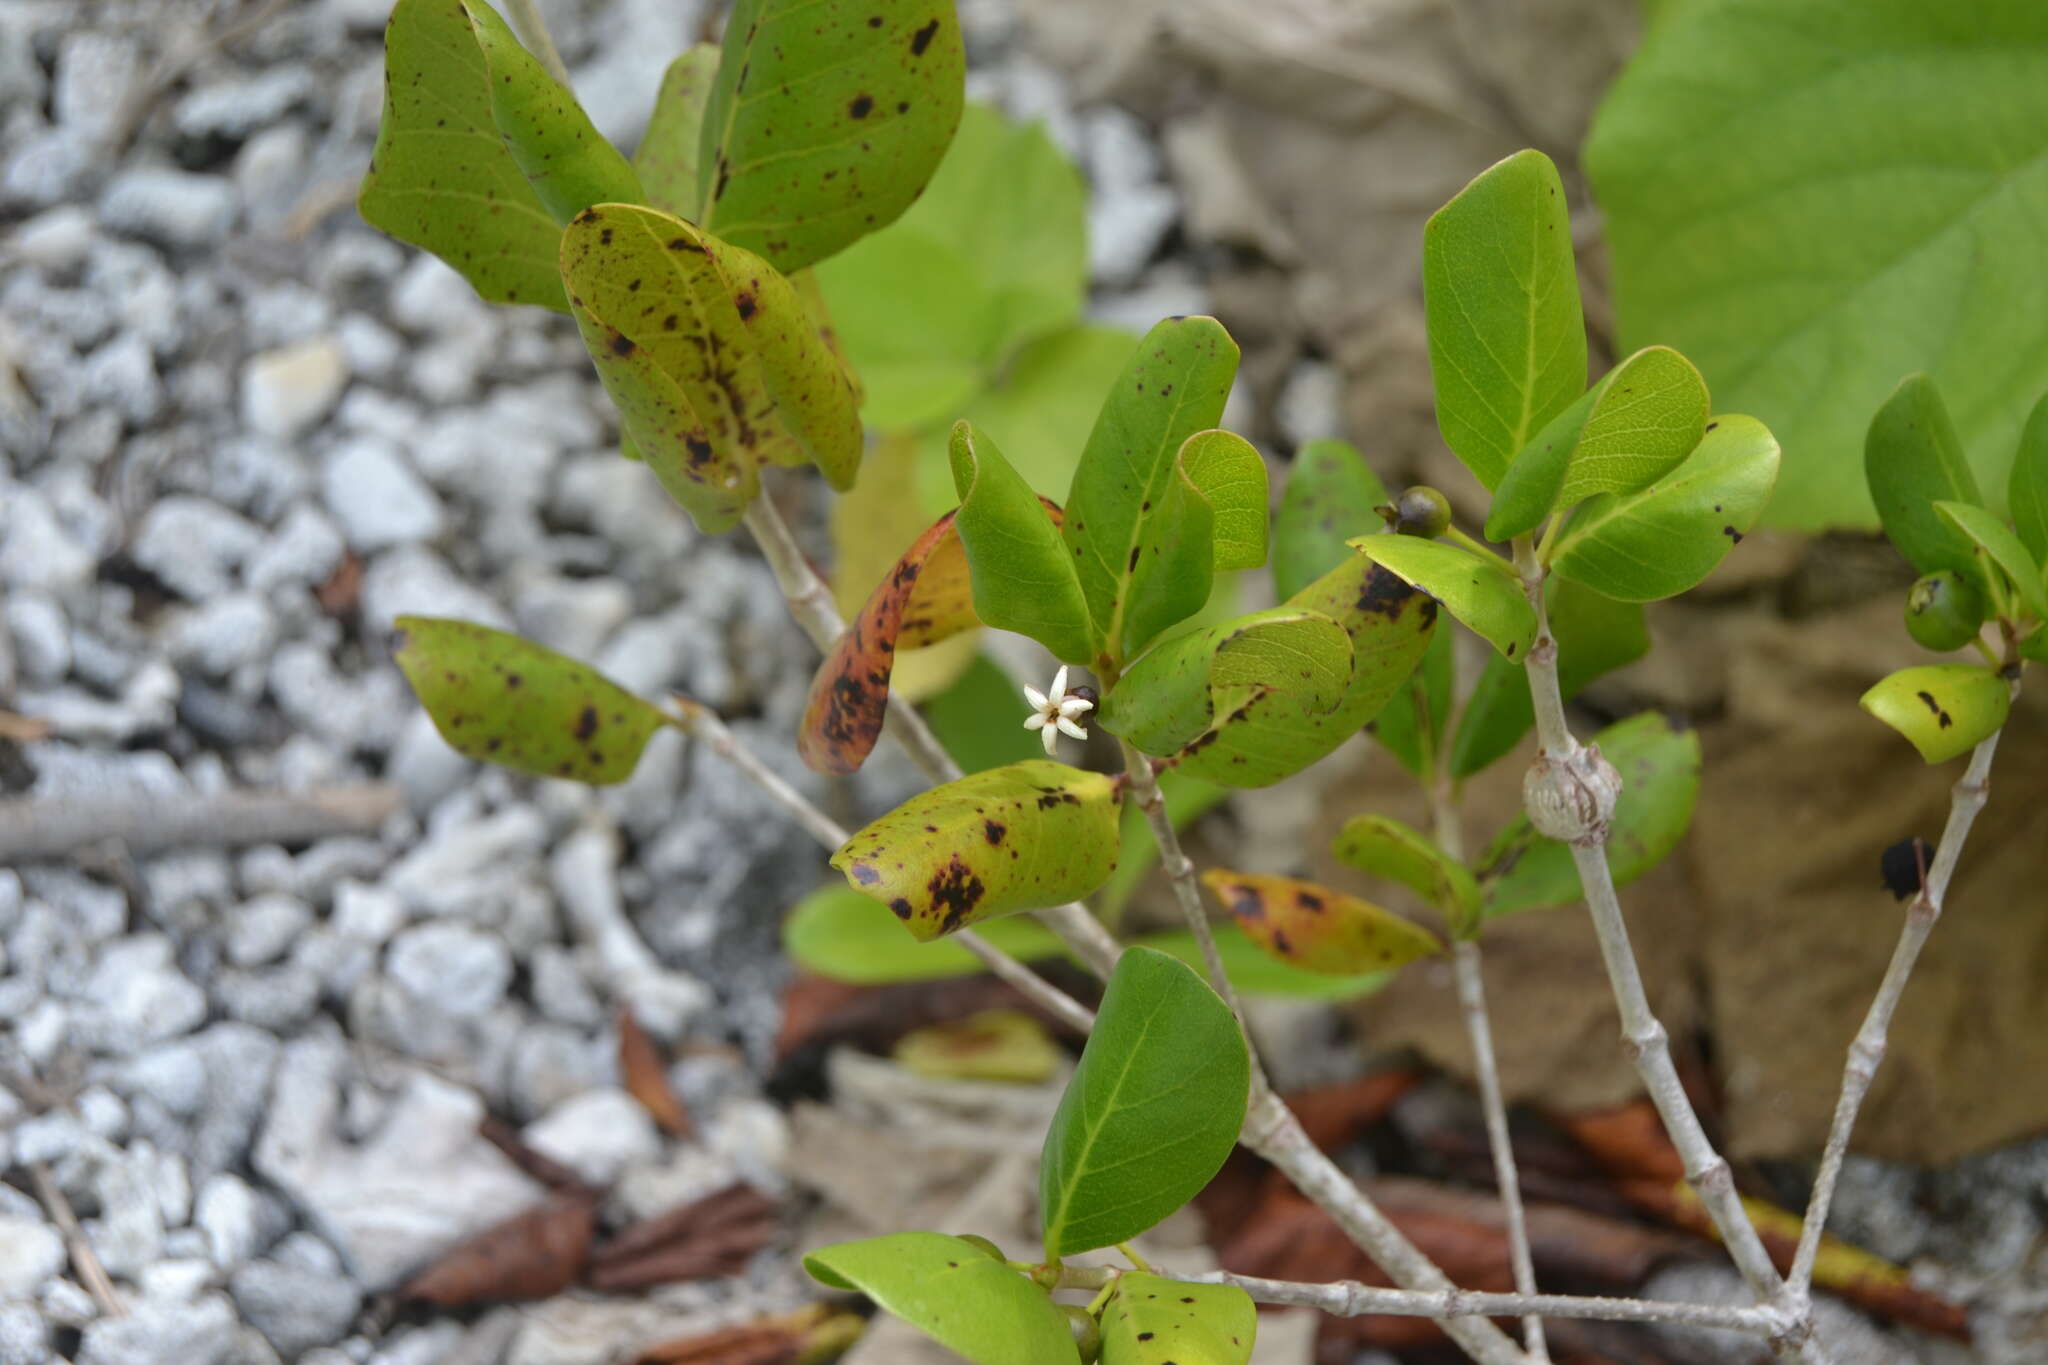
left=1393, top=485, right=1453, bottom=538
left=1904, top=570, right=1986, bottom=652
left=954, top=1234, right=1006, bottom=1262
left=1059, top=1305, right=1102, bottom=1363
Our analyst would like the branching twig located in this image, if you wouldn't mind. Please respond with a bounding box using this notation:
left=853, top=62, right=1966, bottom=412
left=0, top=784, right=401, bottom=862
left=1511, top=542, right=1807, bottom=1359
left=1117, top=738, right=1246, bottom=1027
left=1788, top=686, right=2014, bottom=1300
left=30, top=1162, right=125, bottom=1319
left=1055, top=1263, right=1784, bottom=1332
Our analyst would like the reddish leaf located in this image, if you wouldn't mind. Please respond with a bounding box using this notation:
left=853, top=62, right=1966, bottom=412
left=589, top=1183, right=781, bottom=1291
left=797, top=498, right=1063, bottom=775
left=399, top=1190, right=596, bottom=1306
left=619, top=1006, right=694, bottom=1138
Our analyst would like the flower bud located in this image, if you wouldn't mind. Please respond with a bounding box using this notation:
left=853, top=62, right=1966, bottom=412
left=1393, top=485, right=1453, bottom=539
left=1523, top=744, right=1622, bottom=845
left=1060, top=1305, right=1102, bottom=1363
left=1904, top=570, right=1985, bottom=652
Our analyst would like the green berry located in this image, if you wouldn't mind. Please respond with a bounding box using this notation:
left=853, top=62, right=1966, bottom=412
left=1393, top=485, right=1453, bottom=539
left=954, top=1234, right=1006, bottom=1262
left=1059, top=1305, right=1102, bottom=1363
left=1904, top=570, right=1986, bottom=652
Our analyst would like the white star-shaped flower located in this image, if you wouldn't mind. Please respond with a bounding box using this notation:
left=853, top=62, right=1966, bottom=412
left=1022, top=665, right=1093, bottom=756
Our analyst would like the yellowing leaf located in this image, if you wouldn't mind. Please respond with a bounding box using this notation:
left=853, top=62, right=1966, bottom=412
left=1202, top=870, right=1442, bottom=976
left=893, top=1009, right=1062, bottom=1083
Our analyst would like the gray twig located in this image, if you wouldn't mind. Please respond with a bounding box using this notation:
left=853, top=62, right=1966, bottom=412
left=0, top=784, right=401, bottom=862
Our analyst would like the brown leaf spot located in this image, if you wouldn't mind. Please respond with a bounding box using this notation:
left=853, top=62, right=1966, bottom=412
left=1355, top=565, right=1420, bottom=617
left=910, top=18, right=940, bottom=54
left=848, top=93, right=873, bottom=119
left=983, top=819, right=1007, bottom=845
left=735, top=291, right=757, bottom=320
left=849, top=862, right=882, bottom=886
left=1723, top=524, right=1743, bottom=543
left=889, top=897, right=914, bottom=920
left=609, top=331, right=636, bottom=357
left=927, top=856, right=986, bottom=934
left=1295, top=889, right=1325, bottom=913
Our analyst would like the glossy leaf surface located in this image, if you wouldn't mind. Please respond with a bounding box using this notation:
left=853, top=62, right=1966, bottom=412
left=1040, top=948, right=1249, bottom=1256
left=1422, top=149, right=1586, bottom=490
left=1548, top=414, right=1779, bottom=602
left=1477, top=712, right=1700, bottom=920
left=1205, top=870, right=1442, bottom=976
left=1351, top=536, right=1537, bottom=661
left=1936, top=501, right=2048, bottom=621
left=805, top=1233, right=1078, bottom=1365
left=1097, top=609, right=1352, bottom=758
left=1062, top=317, right=1241, bottom=663
left=831, top=761, right=1119, bottom=940
left=634, top=44, right=721, bottom=216
left=1448, top=579, right=1648, bottom=778
left=698, top=0, right=967, bottom=273
left=1179, top=430, right=1269, bottom=571
left=1485, top=346, right=1710, bottom=540
left=1865, top=375, right=1987, bottom=584
left=1331, top=815, right=1482, bottom=935
left=358, top=0, right=567, bottom=309
left=950, top=421, right=1095, bottom=662
left=1101, top=1275, right=1256, bottom=1365
left=1860, top=664, right=2011, bottom=764
left=393, top=616, right=666, bottom=784
left=1587, top=0, right=2048, bottom=529
left=1273, top=438, right=1389, bottom=602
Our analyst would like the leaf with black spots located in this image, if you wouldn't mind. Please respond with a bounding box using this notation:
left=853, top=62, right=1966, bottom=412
left=393, top=616, right=668, bottom=785
left=1860, top=664, right=2011, bottom=765
left=1202, top=870, right=1443, bottom=976
left=1330, top=815, right=1481, bottom=935
left=635, top=44, right=722, bottom=216
left=1350, top=535, right=1536, bottom=661
left=1101, top=1273, right=1256, bottom=1365
left=805, top=1233, right=1078, bottom=1365
left=830, top=760, right=1119, bottom=940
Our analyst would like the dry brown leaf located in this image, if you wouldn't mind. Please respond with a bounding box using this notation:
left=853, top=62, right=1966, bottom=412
left=619, top=1006, right=695, bottom=1137
left=589, top=1183, right=781, bottom=1291
left=478, top=1115, right=594, bottom=1193
left=633, top=1304, right=862, bottom=1364
left=399, top=1190, right=596, bottom=1307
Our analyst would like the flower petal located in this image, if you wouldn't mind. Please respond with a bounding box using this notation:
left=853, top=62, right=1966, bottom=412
left=1056, top=716, right=1088, bottom=741
left=1050, top=666, right=1069, bottom=699
left=1022, top=685, right=1048, bottom=711
left=1040, top=725, right=1060, bottom=756
left=1057, top=697, right=1093, bottom=718
left=1024, top=713, right=1049, bottom=730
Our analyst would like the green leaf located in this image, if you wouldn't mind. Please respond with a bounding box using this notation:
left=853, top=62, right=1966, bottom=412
left=2012, top=392, right=2048, bottom=564
left=1351, top=536, right=1537, bottom=661
left=1179, top=431, right=1270, bottom=572
left=805, top=1233, right=1079, bottom=1365
left=1370, top=625, right=1454, bottom=778
left=698, top=0, right=967, bottom=274
left=464, top=2, right=642, bottom=224
left=1477, top=712, right=1701, bottom=920
left=1585, top=0, right=2048, bottom=531
left=634, top=44, right=722, bottom=217
left=392, top=616, right=667, bottom=784
left=357, top=0, right=566, bottom=310
left=1040, top=948, right=1249, bottom=1256
left=1063, top=318, right=1242, bottom=664
left=1448, top=579, right=1648, bottom=778
left=832, top=760, right=1120, bottom=940
left=1102, top=1274, right=1256, bottom=1365
left=1864, top=375, right=1987, bottom=584
left=1205, top=870, right=1443, bottom=975
left=1422, top=148, right=1587, bottom=490
left=1936, top=500, right=2048, bottom=622
left=1273, top=439, right=1390, bottom=602
left=949, top=421, right=1096, bottom=663
left=1330, top=815, right=1481, bottom=935
left=1548, top=413, right=1780, bottom=602
left=1485, top=346, right=1710, bottom=541
left=783, top=883, right=1065, bottom=984
left=1860, top=664, right=2012, bottom=764
left=1142, top=924, right=1393, bottom=1002
left=1097, top=608, right=1354, bottom=761
left=817, top=102, right=1088, bottom=423
left=560, top=206, right=862, bottom=532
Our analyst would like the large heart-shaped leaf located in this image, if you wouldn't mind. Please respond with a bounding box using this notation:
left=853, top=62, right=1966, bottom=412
left=1586, top=0, right=2048, bottom=530
left=1351, top=536, right=1537, bottom=661
left=1861, top=664, right=2012, bottom=764
left=1272, top=438, right=1390, bottom=601
left=1936, top=500, right=2048, bottom=621
left=806, top=1233, right=1078, bottom=1365
left=1204, top=870, right=1443, bottom=975
left=950, top=421, right=1095, bottom=663
left=832, top=761, right=1120, bottom=940
left=1040, top=948, right=1248, bottom=1256
left=1062, top=317, right=1241, bottom=666
left=698, top=0, right=966, bottom=274
left=1447, top=578, right=1648, bottom=778
left=359, top=0, right=570, bottom=309
left=1864, top=375, right=1987, bottom=585
left=1330, top=815, right=1481, bottom=935
left=1485, top=345, right=1710, bottom=541
left=635, top=44, right=722, bottom=217
left=1476, top=711, right=1701, bottom=921
left=1548, top=414, right=1780, bottom=602
left=1102, top=1275, right=1256, bottom=1365
left=1422, top=148, right=1587, bottom=491
left=2011, top=392, right=2048, bottom=563
left=560, top=206, right=862, bottom=531
left=393, top=616, right=667, bottom=784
